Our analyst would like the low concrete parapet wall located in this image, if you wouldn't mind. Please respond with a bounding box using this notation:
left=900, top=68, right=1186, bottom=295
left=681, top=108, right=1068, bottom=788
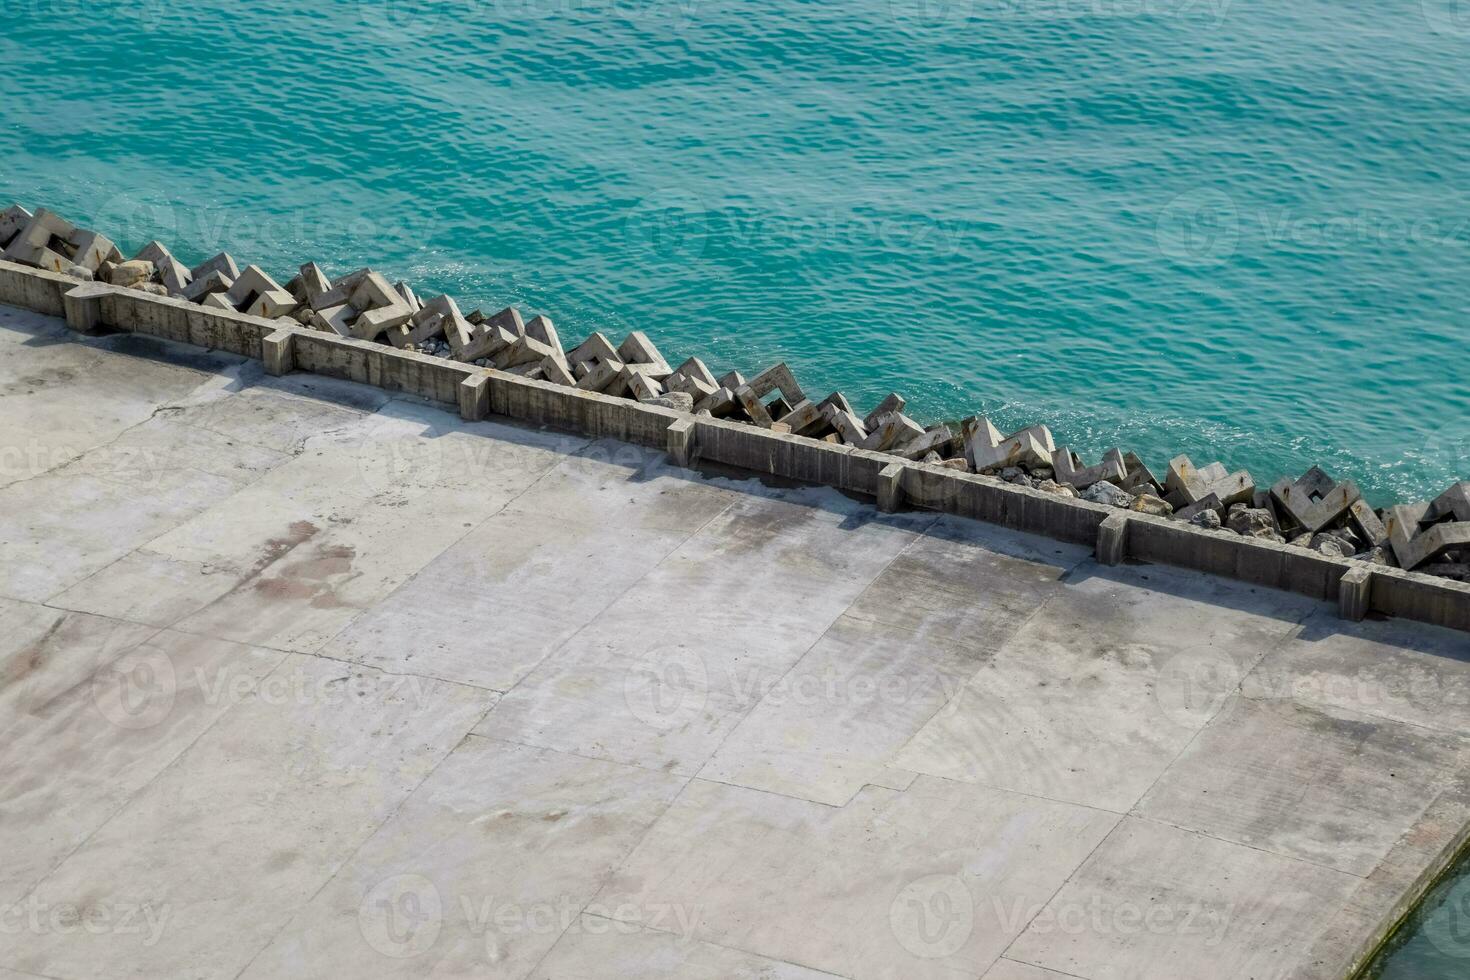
left=6, top=258, right=1467, bottom=635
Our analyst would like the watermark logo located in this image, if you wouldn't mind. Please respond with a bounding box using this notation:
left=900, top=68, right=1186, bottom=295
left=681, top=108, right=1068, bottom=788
left=1156, top=188, right=1239, bottom=266
left=1152, top=645, right=1241, bottom=728
left=354, top=417, right=446, bottom=500
left=359, top=874, right=444, bottom=958
left=1422, top=0, right=1470, bottom=36
left=623, top=646, right=710, bottom=731
left=91, top=640, right=178, bottom=731
left=624, top=189, right=710, bottom=264
left=1425, top=880, right=1470, bottom=958
left=889, top=874, right=974, bottom=958
left=0, top=897, right=170, bottom=947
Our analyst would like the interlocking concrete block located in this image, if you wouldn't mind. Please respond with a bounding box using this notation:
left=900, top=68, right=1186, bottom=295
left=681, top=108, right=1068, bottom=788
left=0, top=204, right=33, bottom=248
left=1270, top=466, right=1361, bottom=533
left=309, top=303, right=355, bottom=337
left=224, top=265, right=298, bottom=319
left=2, top=208, right=116, bottom=274
left=965, top=417, right=1055, bottom=471
left=627, top=371, right=666, bottom=402
left=1117, top=451, right=1163, bottom=493
left=393, top=280, right=420, bottom=312
left=492, top=332, right=556, bottom=371
left=664, top=356, right=719, bottom=400
left=894, top=423, right=955, bottom=461
left=860, top=411, right=926, bottom=452
left=190, top=252, right=239, bottom=282
left=134, top=241, right=192, bottom=294
left=2, top=207, right=75, bottom=269
left=1166, top=454, right=1255, bottom=508
left=352, top=303, right=413, bottom=340
left=693, top=385, right=739, bottom=418
left=524, top=314, right=562, bottom=354
left=1347, top=498, right=1388, bottom=547
left=181, top=268, right=233, bottom=303
left=540, top=354, right=575, bottom=386
left=862, top=392, right=906, bottom=431
left=773, top=399, right=824, bottom=436
left=386, top=294, right=468, bottom=350
left=454, top=306, right=523, bottom=362
left=566, top=331, right=625, bottom=391
left=199, top=292, right=236, bottom=311
left=717, top=369, right=746, bottom=390
left=1052, top=446, right=1127, bottom=490
left=1384, top=500, right=1470, bottom=570
left=1174, top=492, right=1223, bottom=522
left=1425, top=482, right=1470, bottom=524
left=616, top=330, right=670, bottom=377
left=296, top=262, right=332, bottom=304
left=823, top=401, right=869, bottom=444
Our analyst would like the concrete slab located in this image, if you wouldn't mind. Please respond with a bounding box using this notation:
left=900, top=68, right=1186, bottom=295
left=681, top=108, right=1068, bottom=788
left=1005, top=818, right=1359, bottom=980
left=1135, top=694, right=1469, bottom=876
left=0, top=412, right=288, bottom=602
left=697, top=613, right=981, bottom=805
left=980, top=960, right=1080, bottom=980
left=2, top=302, right=1467, bottom=980
left=894, top=564, right=1313, bottom=812
left=841, top=515, right=1086, bottom=650
left=239, top=736, right=684, bottom=979
left=142, top=403, right=571, bottom=652
left=1, top=655, right=494, bottom=980
left=534, top=922, right=844, bottom=978
left=0, top=605, right=284, bottom=905
left=475, top=491, right=930, bottom=775
left=600, top=776, right=1119, bottom=979
left=323, top=446, right=736, bottom=691
left=1241, top=609, right=1470, bottom=734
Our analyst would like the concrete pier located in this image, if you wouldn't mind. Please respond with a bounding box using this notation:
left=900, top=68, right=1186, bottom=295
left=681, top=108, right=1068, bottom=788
left=1, top=303, right=1468, bottom=980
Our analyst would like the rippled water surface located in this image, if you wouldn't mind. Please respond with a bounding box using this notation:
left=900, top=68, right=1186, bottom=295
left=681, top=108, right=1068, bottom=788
left=2, top=0, right=1468, bottom=503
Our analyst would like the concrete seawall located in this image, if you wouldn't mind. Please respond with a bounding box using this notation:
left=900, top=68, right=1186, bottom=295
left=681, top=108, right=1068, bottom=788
left=4, top=257, right=1467, bottom=634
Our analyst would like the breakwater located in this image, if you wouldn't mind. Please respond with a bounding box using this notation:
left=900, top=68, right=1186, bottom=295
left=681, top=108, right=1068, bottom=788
left=3, top=201, right=1468, bottom=632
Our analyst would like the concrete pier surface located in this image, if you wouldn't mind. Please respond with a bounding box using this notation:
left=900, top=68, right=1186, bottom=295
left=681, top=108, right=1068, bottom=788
left=1, top=302, right=1468, bottom=980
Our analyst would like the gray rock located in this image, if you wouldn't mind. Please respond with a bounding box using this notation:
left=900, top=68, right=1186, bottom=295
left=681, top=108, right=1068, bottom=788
left=107, top=259, right=153, bottom=287
left=1227, top=507, right=1284, bottom=542
left=1036, top=479, right=1078, bottom=499
left=1309, top=533, right=1349, bottom=558
left=1031, top=467, right=1054, bottom=481
left=1287, top=532, right=1314, bottom=549
left=1082, top=480, right=1135, bottom=509
left=1189, top=509, right=1222, bottom=530
left=646, top=392, right=695, bottom=412
left=1129, top=493, right=1173, bottom=517
left=62, top=264, right=93, bottom=281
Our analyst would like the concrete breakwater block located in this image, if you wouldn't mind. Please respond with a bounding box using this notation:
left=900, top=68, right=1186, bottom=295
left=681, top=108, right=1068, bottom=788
left=6, top=198, right=1470, bottom=591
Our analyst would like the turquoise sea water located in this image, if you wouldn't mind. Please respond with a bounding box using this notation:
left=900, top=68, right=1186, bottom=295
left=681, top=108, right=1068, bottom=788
left=2, top=0, right=1468, bottom=507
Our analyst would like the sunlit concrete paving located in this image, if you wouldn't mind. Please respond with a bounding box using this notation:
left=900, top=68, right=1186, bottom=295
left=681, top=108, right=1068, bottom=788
left=1, top=301, right=1468, bottom=980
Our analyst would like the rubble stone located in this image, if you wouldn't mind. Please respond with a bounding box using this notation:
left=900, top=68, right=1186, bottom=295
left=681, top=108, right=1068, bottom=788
left=1082, top=480, right=1134, bottom=509
left=1226, top=506, right=1284, bottom=542
left=1189, top=509, right=1222, bottom=530
left=1130, top=493, right=1173, bottom=517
